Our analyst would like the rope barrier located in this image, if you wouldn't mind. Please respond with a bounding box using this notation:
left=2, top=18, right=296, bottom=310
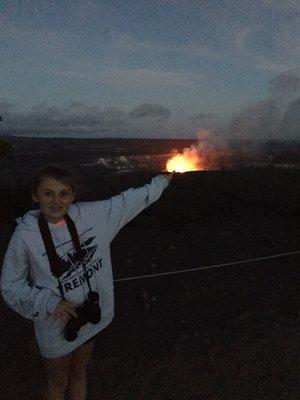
left=114, top=250, right=300, bottom=283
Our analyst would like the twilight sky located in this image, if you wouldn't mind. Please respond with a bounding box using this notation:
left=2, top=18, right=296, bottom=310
left=0, top=0, right=299, bottom=138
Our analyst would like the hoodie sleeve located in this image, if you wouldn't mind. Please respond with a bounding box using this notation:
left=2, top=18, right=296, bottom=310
left=105, top=175, right=169, bottom=241
left=0, top=232, right=61, bottom=321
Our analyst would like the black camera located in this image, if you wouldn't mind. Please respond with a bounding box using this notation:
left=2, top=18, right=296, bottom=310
left=64, top=291, right=101, bottom=342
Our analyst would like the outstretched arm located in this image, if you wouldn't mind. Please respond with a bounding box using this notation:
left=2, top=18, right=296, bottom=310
left=105, top=173, right=173, bottom=241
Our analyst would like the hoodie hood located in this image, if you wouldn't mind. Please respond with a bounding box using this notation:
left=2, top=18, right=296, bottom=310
left=15, top=203, right=80, bottom=232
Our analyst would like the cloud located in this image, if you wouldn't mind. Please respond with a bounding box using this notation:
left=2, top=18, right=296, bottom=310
left=103, top=68, right=200, bottom=88
left=1, top=95, right=299, bottom=139
left=281, top=97, right=300, bottom=137
left=248, top=57, right=295, bottom=73
left=0, top=100, right=221, bottom=138
left=232, top=24, right=295, bottom=72
left=228, top=100, right=281, bottom=139
left=230, top=4, right=300, bottom=73
left=110, top=33, right=222, bottom=61
left=188, top=112, right=216, bottom=121
left=228, top=71, right=300, bottom=139
left=0, top=99, right=14, bottom=115
left=129, top=104, right=170, bottom=119
left=0, top=22, right=77, bottom=67
left=261, top=0, right=300, bottom=13
left=1, top=22, right=205, bottom=91
left=269, top=71, right=300, bottom=96
left=234, top=26, right=253, bottom=51
left=0, top=102, right=124, bottom=135
left=1, top=68, right=299, bottom=140
left=52, top=66, right=201, bottom=89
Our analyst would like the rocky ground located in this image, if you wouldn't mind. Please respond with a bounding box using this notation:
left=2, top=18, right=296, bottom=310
left=0, top=167, right=299, bottom=400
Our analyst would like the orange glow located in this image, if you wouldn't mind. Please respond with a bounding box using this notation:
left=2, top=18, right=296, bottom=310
left=166, top=147, right=204, bottom=173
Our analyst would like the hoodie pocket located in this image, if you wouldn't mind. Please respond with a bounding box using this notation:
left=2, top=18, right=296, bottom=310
left=34, top=315, right=66, bottom=351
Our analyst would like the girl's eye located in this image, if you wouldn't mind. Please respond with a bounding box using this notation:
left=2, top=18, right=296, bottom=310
left=44, top=192, right=69, bottom=197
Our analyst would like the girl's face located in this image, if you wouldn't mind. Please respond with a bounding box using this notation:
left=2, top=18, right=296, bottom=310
left=31, top=177, right=75, bottom=224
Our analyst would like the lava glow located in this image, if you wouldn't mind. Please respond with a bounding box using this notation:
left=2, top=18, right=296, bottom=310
left=166, top=148, right=204, bottom=173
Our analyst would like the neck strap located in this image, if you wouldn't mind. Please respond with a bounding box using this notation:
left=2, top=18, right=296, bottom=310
left=38, top=212, right=92, bottom=299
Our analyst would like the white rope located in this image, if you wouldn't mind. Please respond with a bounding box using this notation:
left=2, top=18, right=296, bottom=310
left=114, top=250, right=300, bottom=283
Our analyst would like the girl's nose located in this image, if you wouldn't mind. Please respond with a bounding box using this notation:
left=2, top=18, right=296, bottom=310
left=52, top=195, right=62, bottom=203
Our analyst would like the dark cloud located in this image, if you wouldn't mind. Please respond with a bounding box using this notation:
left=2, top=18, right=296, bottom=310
left=0, top=99, right=14, bottom=115
left=188, top=112, right=215, bottom=121
left=227, top=72, right=300, bottom=140
left=0, top=103, right=128, bottom=136
left=1, top=72, right=299, bottom=139
left=269, top=71, right=300, bottom=96
left=0, top=102, right=171, bottom=137
left=229, top=95, right=300, bottom=140
left=228, top=100, right=281, bottom=139
left=129, top=103, right=171, bottom=119
left=281, top=97, right=300, bottom=138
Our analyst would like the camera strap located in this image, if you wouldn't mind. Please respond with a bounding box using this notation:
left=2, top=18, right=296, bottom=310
left=38, top=212, right=93, bottom=299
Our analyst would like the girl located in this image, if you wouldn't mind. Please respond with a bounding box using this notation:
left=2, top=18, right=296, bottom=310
left=1, top=164, right=174, bottom=400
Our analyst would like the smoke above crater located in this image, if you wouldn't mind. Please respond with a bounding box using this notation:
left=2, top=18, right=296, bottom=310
left=228, top=71, right=300, bottom=140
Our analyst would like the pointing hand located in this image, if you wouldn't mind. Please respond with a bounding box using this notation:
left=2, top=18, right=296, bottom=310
left=162, top=171, right=175, bottom=183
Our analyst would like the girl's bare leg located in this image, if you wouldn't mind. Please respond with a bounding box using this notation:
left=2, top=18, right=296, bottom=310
left=42, top=353, right=72, bottom=400
left=67, top=340, right=95, bottom=400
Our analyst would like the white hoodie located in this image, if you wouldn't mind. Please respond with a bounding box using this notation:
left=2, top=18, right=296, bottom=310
left=1, top=175, right=169, bottom=358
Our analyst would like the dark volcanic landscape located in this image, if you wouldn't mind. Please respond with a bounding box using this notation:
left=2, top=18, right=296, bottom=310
left=0, top=136, right=299, bottom=400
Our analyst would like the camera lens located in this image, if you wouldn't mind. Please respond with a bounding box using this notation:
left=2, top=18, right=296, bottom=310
left=65, top=324, right=79, bottom=342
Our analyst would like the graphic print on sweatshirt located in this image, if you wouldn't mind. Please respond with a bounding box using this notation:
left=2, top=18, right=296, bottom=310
left=41, top=227, right=103, bottom=293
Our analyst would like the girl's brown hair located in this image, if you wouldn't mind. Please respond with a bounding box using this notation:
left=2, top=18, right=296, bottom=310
left=31, top=164, right=77, bottom=195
